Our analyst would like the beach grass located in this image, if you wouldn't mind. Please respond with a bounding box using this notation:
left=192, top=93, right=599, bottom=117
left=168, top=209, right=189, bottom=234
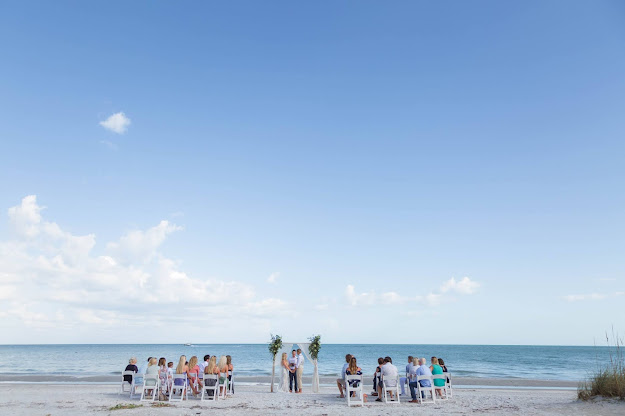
left=578, top=331, right=625, bottom=400
left=109, top=403, right=144, bottom=410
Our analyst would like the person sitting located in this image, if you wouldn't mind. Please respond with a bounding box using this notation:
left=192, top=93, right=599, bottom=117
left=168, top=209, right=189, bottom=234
left=123, top=357, right=138, bottom=383
left=144, top=357, right=159, bottom=396
left=204, top=356, right=220, bottom=397
left=375, top=357, right=398, bottom=402
left=198, top=355, right=210, bottom=374
left=345, top=356, right=364, bottom=399
left=399, top=355, right=413, bottom=395
left=409, top=358, right=432, bottom=403
left=336, top=354, right=352, bottom=398
left=173, top=355, right=188, bottom=396
left=430, top=356, right=445, bottom=397
left=187, top=356, right=203, bottom=396
left=371, top=357, right=383, bottom=396
left=226, top=355, right=234, bottom=394
left=218, top=355, right=229, bottom=395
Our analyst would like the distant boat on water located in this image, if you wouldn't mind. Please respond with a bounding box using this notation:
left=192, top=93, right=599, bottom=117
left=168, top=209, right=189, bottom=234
left=184, top=343, right=193, bottom=346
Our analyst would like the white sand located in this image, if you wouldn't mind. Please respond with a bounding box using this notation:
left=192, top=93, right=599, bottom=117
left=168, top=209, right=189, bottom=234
left=0, top=383, right=622, bottom=415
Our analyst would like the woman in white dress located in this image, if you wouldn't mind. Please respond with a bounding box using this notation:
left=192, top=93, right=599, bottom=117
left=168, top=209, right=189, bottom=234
left=278, top=352, right=290, bottom=393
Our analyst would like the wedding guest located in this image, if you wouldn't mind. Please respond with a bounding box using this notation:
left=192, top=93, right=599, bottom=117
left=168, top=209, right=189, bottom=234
left=187, top=356, right=202, bottom=395
left=199, top=355, right=210, bottom=374
left=145, top=357, right=159, bottom=395
left=167, top=361, right=174, bottom=378
left=174, top=355, right=188, bottom=393
left=371, top=357, right=384, bottom=396
left=409, top=358, right=432, bottom=403
left=336, top=353, right=352, bottom=398
left=288, top=350, right=298, bottom=393
left=345, top=356, right=363, bottom=392
left=438, top=358, right=448, bottom=373
left=226, top=355, right=234, bottom=394
left=399, top=355, right=414, bottom=395
left=158, top=358, right=168, bottom=393
left=375, top=357, right=398, bottom=402
left=430, top=356, right=445, bottom=397
left=218, top=355, right=229, bottom=395
left=296, top=349, right=304, bottom=393
left=204, top=356, right=219, bottom=397
left=123, top=357, right=138, bottom=383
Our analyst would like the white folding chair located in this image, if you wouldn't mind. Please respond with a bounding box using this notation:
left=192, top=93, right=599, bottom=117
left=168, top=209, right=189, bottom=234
left=432, top=374, right=450, bottom=399
left=445, top=372, right=453, bottom=398
left=416, top=374, right=436, bottom=404
left=140, top=374, right=160, bottom=402
left=218, top=375, right=228, bottom=399
left=187, top=371, right=200, bottom=398
left=119, top=371, right=136, bottom=396
left=168, top=374, right=187, bottom=402
left=382, top=374, right=400, bottom=403
left=201, top=374, right=219, bottom=402
left=227, top=370, right=234, bottom=395
left=345, top=375, right=364, bottom=407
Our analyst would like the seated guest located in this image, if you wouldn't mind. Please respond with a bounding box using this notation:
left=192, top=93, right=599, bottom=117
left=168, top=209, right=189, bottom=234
left=135, top=357, right=151, bottom=385
left=371, top=357, right=384, bottom=396
left=345, top=356, right=363, bottom=394
left=217, top=356, right=229, bottom=394
left=430, top=356, right=445, bottom=397
left=227, top=355, right=234, bottom=394
left=144, top=357, right=159, bottom=396
left=375, top=357, right=398, bottom=402
left=187, top=356, right=202, bottom=395
left=203, top=356, right=219, bottom=396
left=174, top=355, right=188, bottom=394
left=199, top=355, right=210, bottom=374
left=336, top=354, right=352, bottom=398
left=167, top=361, right=174, bottom=378
left=124, top=357, right=138, bottom=383
left=438, top=358, right=448, bottom=373
left=399, top=355, right=414, bottom=395
left=409, top=358, right=432, bottom=403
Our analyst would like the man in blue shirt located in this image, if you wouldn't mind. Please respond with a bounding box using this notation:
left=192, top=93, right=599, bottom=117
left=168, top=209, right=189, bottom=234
left=336, top=354, right=352, bottom=398
left=409, top=358, right=432, bottom=403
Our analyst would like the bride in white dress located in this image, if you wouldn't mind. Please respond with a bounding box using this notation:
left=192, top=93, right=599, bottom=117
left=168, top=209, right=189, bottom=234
left=277, top=352, right=290, bottom=393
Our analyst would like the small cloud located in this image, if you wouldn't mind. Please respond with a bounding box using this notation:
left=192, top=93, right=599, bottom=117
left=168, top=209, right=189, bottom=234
left=99, top=140, right=118, bottom=151
left=267, top=272, right=280, bottom=284
left=99, top=112, right=131, bottom=134
left=564, top=293, right=606, bottom=302
left=440, top=277, right=480, bottom=295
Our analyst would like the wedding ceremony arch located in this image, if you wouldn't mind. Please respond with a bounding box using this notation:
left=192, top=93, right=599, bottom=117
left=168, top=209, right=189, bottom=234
left=272, top=341, right=320, bottom=393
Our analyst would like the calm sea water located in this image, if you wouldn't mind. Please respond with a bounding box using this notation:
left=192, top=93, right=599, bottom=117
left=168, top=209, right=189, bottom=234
left=0, top=344, right=611, bottom=381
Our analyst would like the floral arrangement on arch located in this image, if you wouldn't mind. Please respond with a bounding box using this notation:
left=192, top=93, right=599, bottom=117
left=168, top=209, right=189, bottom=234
left=308, top=334, right=321, bottom=360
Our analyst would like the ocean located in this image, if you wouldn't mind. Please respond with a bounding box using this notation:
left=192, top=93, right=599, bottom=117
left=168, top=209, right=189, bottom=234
left=0, top=344, right=610, bottom=382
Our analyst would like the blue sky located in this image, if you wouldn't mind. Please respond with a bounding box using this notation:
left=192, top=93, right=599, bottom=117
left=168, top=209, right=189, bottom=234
left=0, top=0, right=623, bottom=345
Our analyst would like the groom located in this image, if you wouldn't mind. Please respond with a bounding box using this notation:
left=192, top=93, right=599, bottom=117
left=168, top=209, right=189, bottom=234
left=296, top=348, right=304, bottom=393
left=288, top=350, right=298, bottom=393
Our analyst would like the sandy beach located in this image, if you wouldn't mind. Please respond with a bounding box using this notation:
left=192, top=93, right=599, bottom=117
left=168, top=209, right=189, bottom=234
left=0, top=382, right=622, bottom=416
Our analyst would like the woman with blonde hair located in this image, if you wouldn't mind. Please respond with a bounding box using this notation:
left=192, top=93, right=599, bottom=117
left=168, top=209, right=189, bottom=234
left=187, top=356, right=202, bottom=396
left=217, top=355, right=229, bottom=395
left=278, top=352, right=290, bottom=393
left=203, top=356, right=219, bottom=397
left=430, top=356, right=445, bottom=398
left=174, top=355, right=188, bottom=394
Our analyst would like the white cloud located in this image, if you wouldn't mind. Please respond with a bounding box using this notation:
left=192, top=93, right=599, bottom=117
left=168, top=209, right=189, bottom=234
left=99, top=140, right=118, bottom=150
left=0, top=196, right=287, bottom=334
left=440, top=277, right=480, bottom=295
left=99, top=112, right=131, bottom=134
left=267, top=272, right=280, bottom=284
left=564, top=293, right=614, bottom=302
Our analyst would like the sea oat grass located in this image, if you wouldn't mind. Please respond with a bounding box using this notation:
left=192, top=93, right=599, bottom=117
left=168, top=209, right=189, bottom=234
left=578, top=331, right=625, bottom=400
left=109, top=403, right=143, bottom=410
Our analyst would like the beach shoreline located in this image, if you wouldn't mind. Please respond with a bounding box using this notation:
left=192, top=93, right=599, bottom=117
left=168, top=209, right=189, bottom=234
left=0, top=383, right=623, bottom=415
left=0, top=374, right=580, bottom=388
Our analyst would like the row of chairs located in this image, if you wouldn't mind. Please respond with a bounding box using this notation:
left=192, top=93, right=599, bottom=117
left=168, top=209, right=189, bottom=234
left=120, top=371, right=233, bottom=403
left=345, top=373, right=453, bottom=407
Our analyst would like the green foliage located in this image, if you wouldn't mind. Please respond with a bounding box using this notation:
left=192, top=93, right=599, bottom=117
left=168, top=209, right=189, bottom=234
left=109, top=403, right=143, bottom=410
left=308, top=334, right=321, bottom=360
left=578, top=331, right=625, bottom=400
left=269, top=334, right=283, bottom=357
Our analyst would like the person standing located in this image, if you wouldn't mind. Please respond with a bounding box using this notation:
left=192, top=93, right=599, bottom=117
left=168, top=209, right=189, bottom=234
left=288, top=350, right=298, bottom=393
left=296, top=348, right=304, bottom=393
